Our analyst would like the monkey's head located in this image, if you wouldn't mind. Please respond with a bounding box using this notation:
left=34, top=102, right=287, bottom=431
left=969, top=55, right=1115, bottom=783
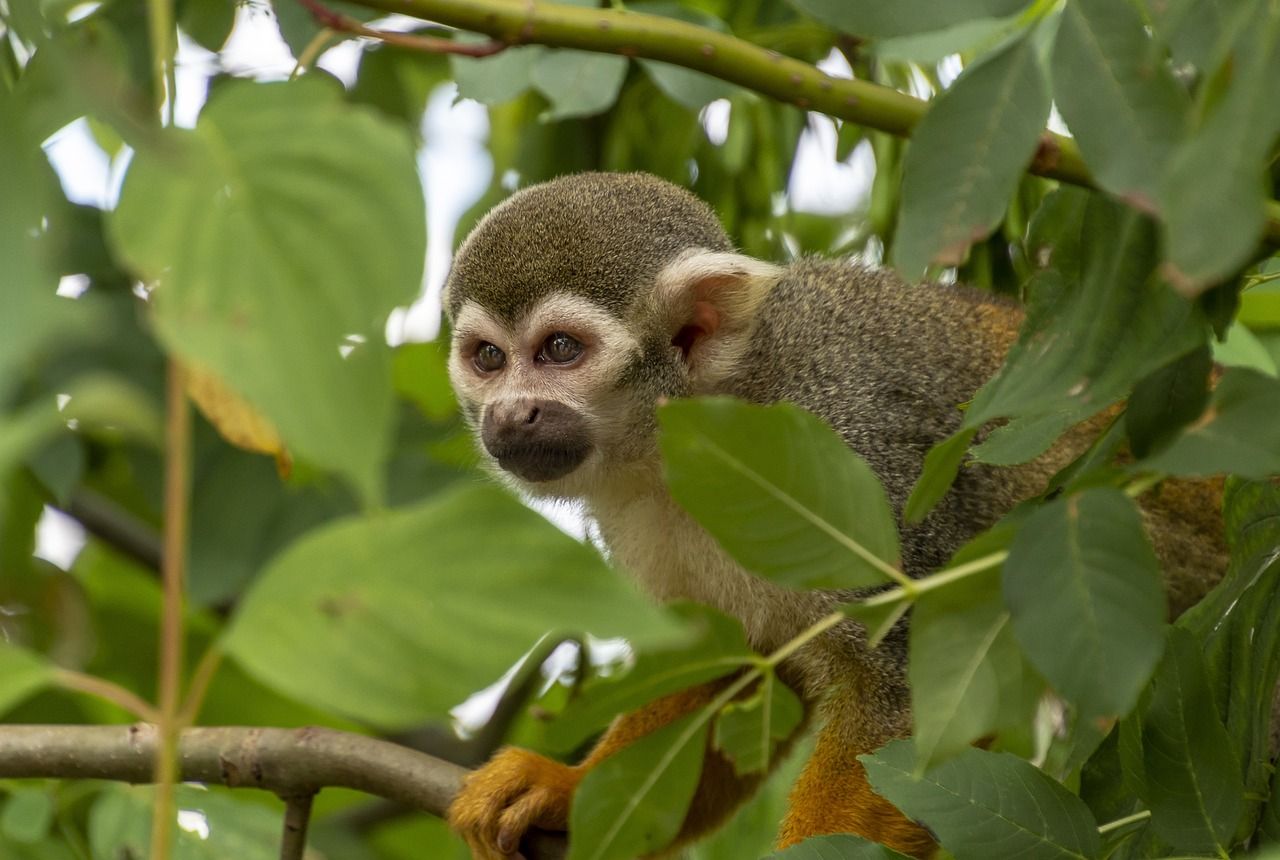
left=444, top=172, right=781, bottom=498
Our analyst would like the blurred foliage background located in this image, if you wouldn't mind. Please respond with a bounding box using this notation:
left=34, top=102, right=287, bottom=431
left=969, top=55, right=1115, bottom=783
left=2, top=0, right=1280, bottom=858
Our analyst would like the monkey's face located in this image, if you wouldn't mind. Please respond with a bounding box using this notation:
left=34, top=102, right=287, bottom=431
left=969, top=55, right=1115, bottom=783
left=447, top=293, right=681, bottom=498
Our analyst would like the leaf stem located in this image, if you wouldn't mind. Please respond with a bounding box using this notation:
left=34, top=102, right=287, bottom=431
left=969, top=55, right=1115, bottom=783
left=1096, top=809, right=1151, bottom=835
left=858, top=550, right=1010, bottom=610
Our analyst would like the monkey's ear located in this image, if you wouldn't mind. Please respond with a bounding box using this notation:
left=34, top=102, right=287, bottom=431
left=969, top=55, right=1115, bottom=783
left=655, top=250, right=783, bottom=392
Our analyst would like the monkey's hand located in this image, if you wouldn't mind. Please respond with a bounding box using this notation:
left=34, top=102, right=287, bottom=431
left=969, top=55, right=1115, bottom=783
left=448, top=746, right=582, bottom=859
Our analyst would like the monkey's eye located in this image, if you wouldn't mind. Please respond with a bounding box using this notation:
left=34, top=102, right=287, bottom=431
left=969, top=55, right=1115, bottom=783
left=474, top=342, right=506, bottom=373
left=539, top=332, right=584, bottom=364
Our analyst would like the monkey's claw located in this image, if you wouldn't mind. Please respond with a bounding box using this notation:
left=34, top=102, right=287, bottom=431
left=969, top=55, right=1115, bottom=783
left=449, top=747, right=582, bottom=860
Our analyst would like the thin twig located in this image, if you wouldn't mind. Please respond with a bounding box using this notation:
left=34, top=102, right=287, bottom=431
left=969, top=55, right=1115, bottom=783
left=50, top=669, right=160, bottom=723
left=151, top=360, right=191, bottom=859
left=296, top=0, right=506, bottom=56
left=177, top=644, right=224, bottom=726
left=63, top=489, right=162, bottom=573
left=279, top=793, right=315, bottom=860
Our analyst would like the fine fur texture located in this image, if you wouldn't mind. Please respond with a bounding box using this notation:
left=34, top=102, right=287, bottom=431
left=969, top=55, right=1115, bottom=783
left=443, top=171, right=1229, bottom=859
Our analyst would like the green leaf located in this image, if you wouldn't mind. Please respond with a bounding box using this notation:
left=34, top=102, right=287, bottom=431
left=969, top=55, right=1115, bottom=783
left=393, top=341, right=457, bottom=422
left=1177, top=478, right=1280, bottom=807
left=713, top=671, right=804, bottom=775
left=1160, top=0, right=1280, bottom=292
left=659, top=398, right=900, bottom=589
left=1004, top=489, right=1165, bottom=720
left=966, top=199, right=1206, bottom=457
left=568, top=713, right=709, bottom=860
left=1133, top=627, right=1245, bottom=854
left=783, top=0, right=1031, bottom=39
left=1124, top=346, right=1212, bottom=459
left=863, top=740, right=1101, bottom=860
left=1, top=789, right=53, bottom=844
left=547, top=604, right=752, bottom=754
left=224, top=483, right=684, bottom=727
left=1025, top=186, right=1092, bottom=283
left=531, top=50, right=629, bottom=121
left=109, top=77, right=425, bottom=505
left=893, top=33, right=1050, bottom=279
left=874, top=16, right=1024, bottom=63
left=89, top=784, right=280, bottom=860
left=1140, top=367, right=1280, bottom=477
left=1050, top=0, right=1188, bottom=207
left=1214, top=322, right=1279, bottom=375
left=451, top=43, right=545, bottom=105
left=910, top=567, right=1041, bottom=767
left=0, top=93, right=85, bottom=406
left=766, top=834, right=912, bottom=859
left=633, top=3, right=742, bottom=111
left=1147, top=0, right=1249, bottom=72
left=904, top=427, right=976, bottom=526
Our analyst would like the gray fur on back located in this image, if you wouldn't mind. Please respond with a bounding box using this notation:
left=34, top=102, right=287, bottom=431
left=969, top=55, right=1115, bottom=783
left=728, top=259, right=1027, bottom=576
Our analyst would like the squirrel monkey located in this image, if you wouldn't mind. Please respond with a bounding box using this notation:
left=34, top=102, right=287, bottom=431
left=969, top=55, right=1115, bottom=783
left=442, top=172, right=1227, bottom=858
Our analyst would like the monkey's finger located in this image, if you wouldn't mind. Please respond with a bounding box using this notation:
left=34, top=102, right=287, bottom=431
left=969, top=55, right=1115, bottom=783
left=495, top=788, right=546, bottom=855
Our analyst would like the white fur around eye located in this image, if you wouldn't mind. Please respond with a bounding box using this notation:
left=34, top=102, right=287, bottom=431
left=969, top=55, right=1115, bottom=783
left=521, top=294, right=640, bottom=379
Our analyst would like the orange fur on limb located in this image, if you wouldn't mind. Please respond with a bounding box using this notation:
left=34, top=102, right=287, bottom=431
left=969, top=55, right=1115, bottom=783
left=449, top=680, right=775, bottom=859
left=778, top=724, right=935, bottom=858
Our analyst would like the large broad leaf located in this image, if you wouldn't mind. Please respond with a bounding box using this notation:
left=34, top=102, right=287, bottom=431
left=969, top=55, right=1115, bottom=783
left=223, top=483, right=684, bottom=728
left=1160, top=0, right=1280, bottom=293
left=0, top=93, right=86, bottom=406
left=0, top=644, right=52, bottom=717
left=1132, top=627, right=1246, bottom=854
left=910, top=567, right=1041, bottom=767
left=451, top=43, right=545, bottom=105
left=659, top=398, right=900, bottom=589
left=568, top=713, right=709, bottom=860
left=89, top=784, right=279, bottom=860
left=1051, top=0, right=1189, bottom=208
left=1003, top=489, right=1166, bottom=720
left=863, top=740, right=1101, bottom=860
left=531, top=49, right=629, bottom=121
left=893, top=33, right=1050, bottom=279
left=783, top=0, right=1031, bottom=39
left=1139, top=367, right=1280, bottom=477
left=546, top=605, right=752, bottom=754
left=109, top=77, right=426, bottom=504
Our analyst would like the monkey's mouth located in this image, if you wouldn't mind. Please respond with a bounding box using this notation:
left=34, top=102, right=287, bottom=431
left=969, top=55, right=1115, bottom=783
left=492, top=441, right=592, bottom=483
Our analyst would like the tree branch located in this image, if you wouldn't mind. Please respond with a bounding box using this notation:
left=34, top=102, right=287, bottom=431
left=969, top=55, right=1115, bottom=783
left=63, top=488, right=162, bottom=572
left=0, top=724, right=566, bottom=859
left=297, top=0, right=505, bottom=56
left=338, top=0, right=1280, bottom=246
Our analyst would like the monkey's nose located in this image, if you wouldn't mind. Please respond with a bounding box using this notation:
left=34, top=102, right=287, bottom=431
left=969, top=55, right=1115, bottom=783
left=481, top=399, right=591, bottom=482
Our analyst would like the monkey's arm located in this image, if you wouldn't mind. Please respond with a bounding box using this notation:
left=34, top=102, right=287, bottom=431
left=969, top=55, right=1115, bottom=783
left=449, top=678, right=776, bottom=859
